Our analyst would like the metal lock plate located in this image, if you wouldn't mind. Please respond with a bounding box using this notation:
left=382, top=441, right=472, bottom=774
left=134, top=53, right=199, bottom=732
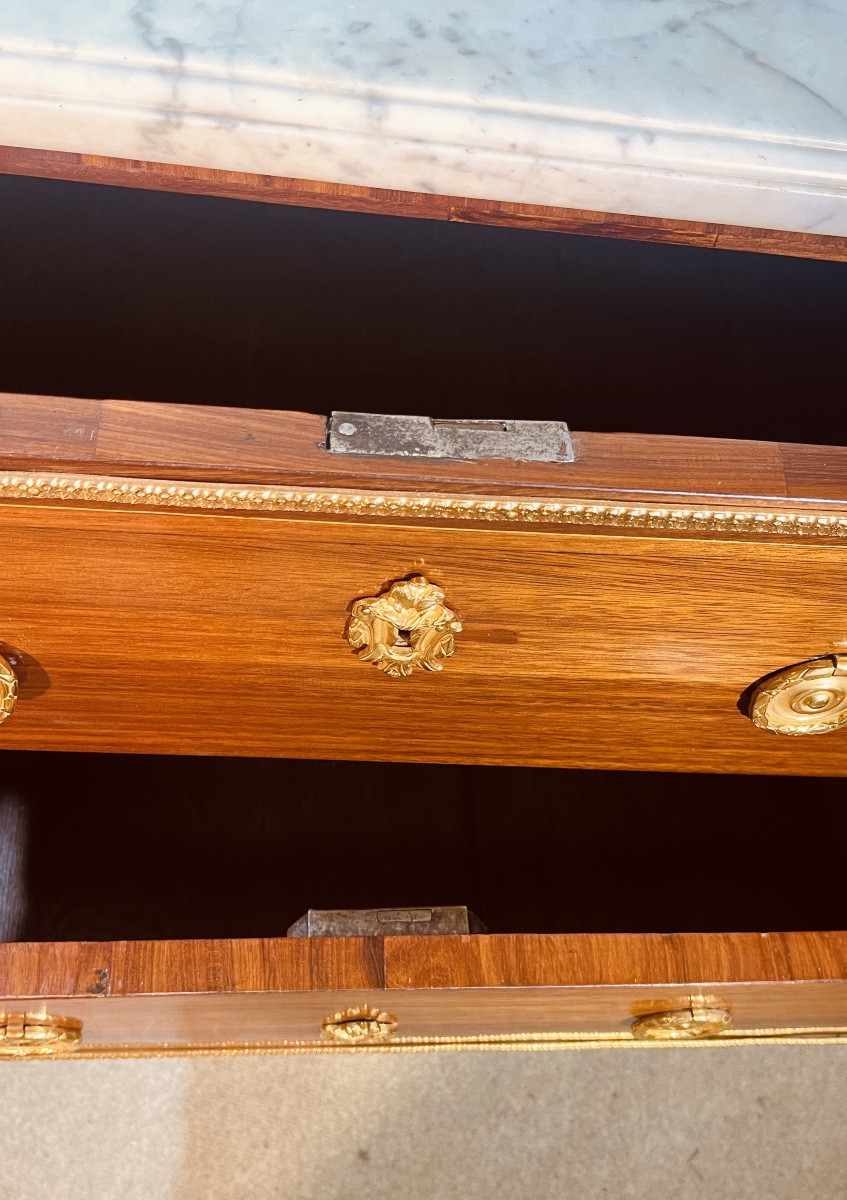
left=288, top=906, right=486, bottom=937
left=328, top=412, right=574, bottom=463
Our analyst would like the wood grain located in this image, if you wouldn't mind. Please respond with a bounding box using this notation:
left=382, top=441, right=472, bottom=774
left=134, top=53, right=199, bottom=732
left=2, top=392, right=845, bottom=509
left=383, top=932, right=847, bottom=989
left=0, top=393, right=843, bottom=771
left=779, top=443, right=847, bottom=502
left=308, top=936, right=385, bottom=991
left=2, top=145, right=846, bottom=263
left=2, top=934, right=847, bottom=1045
left=0, top=502, right=845, bottom=771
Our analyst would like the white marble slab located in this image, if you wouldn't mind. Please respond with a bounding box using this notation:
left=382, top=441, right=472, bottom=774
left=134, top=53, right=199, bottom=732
left=1, top=0, right=846, bottom=234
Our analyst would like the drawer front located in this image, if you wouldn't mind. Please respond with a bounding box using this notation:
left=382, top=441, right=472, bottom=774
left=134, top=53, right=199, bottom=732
left=1, top=934, right=846, bottom=1056
left=0, top=495, right=844, bottom=773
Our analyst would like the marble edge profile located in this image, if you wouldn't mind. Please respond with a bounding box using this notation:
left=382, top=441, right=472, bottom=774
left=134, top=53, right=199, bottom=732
left=0, top=39, right=846, bottom=234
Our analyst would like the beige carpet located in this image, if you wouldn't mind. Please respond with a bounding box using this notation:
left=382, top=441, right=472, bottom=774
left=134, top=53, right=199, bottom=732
left=1, top=1044, right=845, bottom=1199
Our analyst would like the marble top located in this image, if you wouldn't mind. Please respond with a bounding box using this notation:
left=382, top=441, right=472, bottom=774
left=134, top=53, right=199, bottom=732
left=1, top=0, right=846, bottom=234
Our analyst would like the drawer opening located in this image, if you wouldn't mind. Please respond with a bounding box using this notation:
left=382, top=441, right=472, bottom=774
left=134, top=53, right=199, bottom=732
left=0, top=173, right=844, bottom=448
left=1, top=752, right=844, bottom=943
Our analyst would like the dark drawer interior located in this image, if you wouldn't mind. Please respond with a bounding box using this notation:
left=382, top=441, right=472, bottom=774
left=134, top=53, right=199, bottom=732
left=1, top=753, right=844, bottom=943
left=0, top=172, right=845, bottom=446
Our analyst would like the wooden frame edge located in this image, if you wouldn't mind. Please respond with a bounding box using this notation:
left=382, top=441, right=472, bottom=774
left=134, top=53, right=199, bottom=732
left=2, top=144, right=847, bottom=263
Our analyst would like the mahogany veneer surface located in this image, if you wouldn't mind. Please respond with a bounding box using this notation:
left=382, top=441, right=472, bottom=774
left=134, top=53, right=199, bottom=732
left=0, top=395, right=845, bottom=773
left=1, top=933, right=846, bottom=1045
left=0, top=499, right=845, bottom=771
left=0, top=392, right=846, bottom=503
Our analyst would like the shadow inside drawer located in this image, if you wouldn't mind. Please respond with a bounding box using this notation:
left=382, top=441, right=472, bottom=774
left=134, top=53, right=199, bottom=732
left=0, top=173, right=845, bottom=445
left=0, top=753, right=843, bottom=941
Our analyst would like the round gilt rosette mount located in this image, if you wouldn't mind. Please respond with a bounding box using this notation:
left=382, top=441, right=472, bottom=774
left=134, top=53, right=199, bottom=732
left=0, top=1011, right=83, bottom=1058
left=749, top=655, right=847, bottom=736
left=0, top=655, right=18, bottom=725
left=321, top=1006, right=398, bottom=1045
left=631, top=1001, right=733, bottom=1041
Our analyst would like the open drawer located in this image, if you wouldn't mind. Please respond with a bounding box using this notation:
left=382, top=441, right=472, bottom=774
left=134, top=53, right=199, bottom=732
left=0, top=393, right=845, bottom=773
left=0, top=756, right=845, bottom=1056
left=4, top=932, right=847, bottom=1056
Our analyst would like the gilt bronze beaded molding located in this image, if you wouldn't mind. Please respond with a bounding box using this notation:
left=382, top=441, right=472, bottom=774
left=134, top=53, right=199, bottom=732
left=11, top=1027, right=847, bottom=1059
left=1, top=473, right=846, bottom=538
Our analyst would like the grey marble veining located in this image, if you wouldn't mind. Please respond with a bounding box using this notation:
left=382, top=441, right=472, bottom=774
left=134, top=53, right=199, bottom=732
left=1, top=0, right=846, bottom=232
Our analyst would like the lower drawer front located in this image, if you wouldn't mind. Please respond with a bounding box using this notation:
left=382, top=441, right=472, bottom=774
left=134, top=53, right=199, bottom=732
left=2, top=934, right=846, bottom=1055
left=0, top=501, right=844, bottom=774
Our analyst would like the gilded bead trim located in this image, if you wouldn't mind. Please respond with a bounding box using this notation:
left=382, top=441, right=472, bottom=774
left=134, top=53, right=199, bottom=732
left=1, top=473, right=846, bottom=538
left=25, top=1026, right=847, bottom=1059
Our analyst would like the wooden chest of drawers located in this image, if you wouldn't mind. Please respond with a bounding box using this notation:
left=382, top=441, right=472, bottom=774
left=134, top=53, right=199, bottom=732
left=0, top=157, right=845, bottom=1059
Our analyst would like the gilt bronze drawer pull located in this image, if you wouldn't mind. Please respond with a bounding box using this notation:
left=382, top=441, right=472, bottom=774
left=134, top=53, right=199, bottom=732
left=0, top=655, right=17, bottom=725
left=749, top=655, right=847, bottom=736
left=321, top=1006, right=398, bottom=1044
left=0, top=1011, right=83, bottom=1058
left=347, top=576, right=461, bottom=678
left=631, top=999, right=733, bottom=1040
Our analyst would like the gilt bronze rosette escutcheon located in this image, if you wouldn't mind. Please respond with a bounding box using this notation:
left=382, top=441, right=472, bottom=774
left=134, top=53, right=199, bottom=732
left=347, top=576, right=462, bottom=678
